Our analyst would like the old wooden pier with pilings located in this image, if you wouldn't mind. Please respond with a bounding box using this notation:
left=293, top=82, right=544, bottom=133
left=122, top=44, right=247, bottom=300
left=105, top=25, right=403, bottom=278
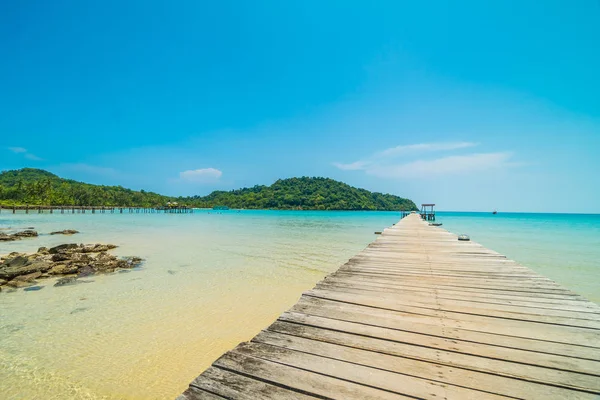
left=0, top=205, right=193, bottom=214
left=179, top=213, right=600, bottom=399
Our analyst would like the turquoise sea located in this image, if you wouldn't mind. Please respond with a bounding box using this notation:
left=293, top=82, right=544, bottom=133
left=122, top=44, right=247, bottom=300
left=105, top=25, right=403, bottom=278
left=1, top=210, right=599, bottom=399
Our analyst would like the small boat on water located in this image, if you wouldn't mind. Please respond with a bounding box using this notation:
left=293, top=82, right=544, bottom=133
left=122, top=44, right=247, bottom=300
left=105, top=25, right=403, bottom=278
left=492, top=209, right=497, bottom=215
left=458, top=234, right=470, bottom=241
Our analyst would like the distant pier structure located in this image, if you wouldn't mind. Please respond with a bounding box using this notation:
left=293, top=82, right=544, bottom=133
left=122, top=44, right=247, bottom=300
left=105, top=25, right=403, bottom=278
left=0, top=204, right=193, bottom=214
left=155, top=201, right=193, bottom=214
left=420, top=203, right=435, bottom=221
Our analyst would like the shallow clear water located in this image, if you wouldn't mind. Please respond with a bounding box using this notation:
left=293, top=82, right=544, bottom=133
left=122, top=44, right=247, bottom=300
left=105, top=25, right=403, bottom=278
left=436, top=212, right=600, bottom=303
left=0, top=210, right=598, bottom=399
left=0, top=210, right=398, bottom=400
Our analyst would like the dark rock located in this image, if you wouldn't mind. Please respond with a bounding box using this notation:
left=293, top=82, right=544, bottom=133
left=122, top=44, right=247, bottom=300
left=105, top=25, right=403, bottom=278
left=0, top=229, right=38, bottom=241
left=50, top=229, right=80, bottom=235
left=4, top=255, right=29, bottom=269
left=13, top=230, right=38, bottom=238
left=167, top=270, right=178, bottom=275
left=49, top=264, right=79, bottom=275
left=51, top=253, right=71, bottom=262
left=38, top=247, right=49, bottom=253
left=54, top=277, right=79, bottom=287
left=0, top=258, right=51, bottom=280
left=0, top=279, right=6, bottom=286
left=70, top=253, right=92, bottom=263
left=77, top=265, right=95, bottom=277
left=13, top=271, right=42, bottom=282
left=6, top=280, right=35, bottom=288
left=28, top=260, right=53, bottom=273
left=0, top=233, right=15, bottom=242
left=24, top=285, right=44, bottom=291
left=48, top=243, right=79, bottom=254
left=81, top=243, right=118, bottom=253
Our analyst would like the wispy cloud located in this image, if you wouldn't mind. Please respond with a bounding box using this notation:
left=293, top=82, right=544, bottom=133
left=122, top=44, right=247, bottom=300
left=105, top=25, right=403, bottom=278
left=7, top=146, right=43, bottom=161
left=179, top=168, right=223, bottom=183
left=378, top=142, right=477, bottom=157
left=367, top=152, right=514, bottom=178
left=333, top=141, right=477, bottom=171
left=333, top=142, right=518, bottom=178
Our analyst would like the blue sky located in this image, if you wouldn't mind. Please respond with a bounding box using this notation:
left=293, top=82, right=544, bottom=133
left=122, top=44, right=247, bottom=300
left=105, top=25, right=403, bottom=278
left=1, top=0, right=599, bottom=212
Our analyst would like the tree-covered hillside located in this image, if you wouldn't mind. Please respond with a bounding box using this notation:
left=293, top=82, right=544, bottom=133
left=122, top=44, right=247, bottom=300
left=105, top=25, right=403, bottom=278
left=0, top=169, right=418, bottom=211
left=184, top=177, right=417, bottom=211
left=0, top=168, right=173, bottom=207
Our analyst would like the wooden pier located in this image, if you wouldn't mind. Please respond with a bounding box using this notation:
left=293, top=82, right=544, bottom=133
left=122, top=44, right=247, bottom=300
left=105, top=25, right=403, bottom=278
left=179, top=213, right=600, bottom=399
left=0, top=205, right=193, bottom=214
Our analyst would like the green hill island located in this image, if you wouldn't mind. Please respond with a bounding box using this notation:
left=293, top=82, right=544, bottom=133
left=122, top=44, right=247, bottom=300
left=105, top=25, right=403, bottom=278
left=0, top=168, right=417, bottom=211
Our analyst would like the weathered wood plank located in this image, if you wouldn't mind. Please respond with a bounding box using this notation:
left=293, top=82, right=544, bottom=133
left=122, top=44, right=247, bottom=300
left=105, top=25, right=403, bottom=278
left=177, top=386, right=227, bottom=400
left=253, top=330, right=599, bottom=399
left=232, top=342, right=511, bottom=399
left=213, top=350, right=414, bottom=400
left=331, top=270, right=582, bottom=296
left=191, top=367, right=316, bottom=399
left=317, top=279, right=600, bottom=311
left=292, top=297, right=600, bottom=358
left=278, top=312, right=600, bottom=375
left=304, top=289, right=600, bottom=332
left=311, top=284, right=600, bottom=319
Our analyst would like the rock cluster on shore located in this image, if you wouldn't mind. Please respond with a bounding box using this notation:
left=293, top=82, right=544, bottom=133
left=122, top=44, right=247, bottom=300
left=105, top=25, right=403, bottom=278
left=0, top=243, right=142, bottom=291
left=0, top=228, right=79, bottom=241
left=0, top=230, right=39, bottom=241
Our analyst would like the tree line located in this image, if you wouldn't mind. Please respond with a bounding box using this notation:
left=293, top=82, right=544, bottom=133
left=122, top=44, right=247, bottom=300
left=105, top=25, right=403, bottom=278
left=0, top=169, right=418, bottom=211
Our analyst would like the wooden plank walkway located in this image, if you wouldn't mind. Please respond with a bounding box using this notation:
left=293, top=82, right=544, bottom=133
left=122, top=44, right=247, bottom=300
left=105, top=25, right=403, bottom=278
left=178, top=213, right=600, bottom=399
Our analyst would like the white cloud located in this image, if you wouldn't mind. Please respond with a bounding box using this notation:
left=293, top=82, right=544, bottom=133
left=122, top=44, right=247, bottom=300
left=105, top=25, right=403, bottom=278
left=333, top=141, right=478, bottom=172
left=179, top=168, right=223, bottom=183
left=378, top=142, right=477, bottom=157
left=333, top=142, right=518, bottom=179
left=7, top=146, right=43, bottom=161
left=367, top=152, right=513, bottom=178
